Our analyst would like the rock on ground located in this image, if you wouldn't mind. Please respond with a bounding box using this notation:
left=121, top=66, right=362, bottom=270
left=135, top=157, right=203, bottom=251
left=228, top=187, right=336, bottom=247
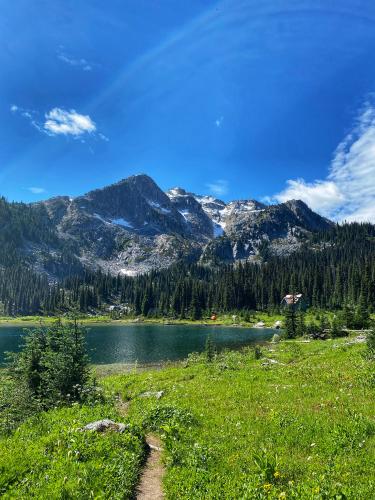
left=81, top=419, right=129, bottom=433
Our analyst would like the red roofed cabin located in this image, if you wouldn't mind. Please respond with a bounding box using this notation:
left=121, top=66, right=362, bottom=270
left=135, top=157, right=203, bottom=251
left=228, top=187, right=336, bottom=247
left=281, top=293, right=307, bottom=311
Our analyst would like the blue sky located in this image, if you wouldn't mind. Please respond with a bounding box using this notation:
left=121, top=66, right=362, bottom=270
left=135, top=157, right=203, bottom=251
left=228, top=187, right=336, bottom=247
left=2, top=0, right=375, bottom=221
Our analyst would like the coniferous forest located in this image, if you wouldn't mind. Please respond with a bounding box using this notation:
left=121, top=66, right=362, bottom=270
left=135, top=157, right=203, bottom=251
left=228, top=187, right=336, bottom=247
left=1, top=221, right=374, bottom=317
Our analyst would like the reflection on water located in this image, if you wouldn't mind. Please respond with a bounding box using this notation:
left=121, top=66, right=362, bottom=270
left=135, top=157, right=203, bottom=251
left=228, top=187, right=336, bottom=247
left=0, top=324, right=276, bottom=365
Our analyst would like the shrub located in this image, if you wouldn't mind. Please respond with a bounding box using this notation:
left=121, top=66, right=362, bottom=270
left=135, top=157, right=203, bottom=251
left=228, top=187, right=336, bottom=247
left=144, top=404, right=196, bottom=432
left=254, top=345, right=263, bottom=359
left=1, top=321, right=99, bottom=432
left=331, top=315, right=346, bottom=338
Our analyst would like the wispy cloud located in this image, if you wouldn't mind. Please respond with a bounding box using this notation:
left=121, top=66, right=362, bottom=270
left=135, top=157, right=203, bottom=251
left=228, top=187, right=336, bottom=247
left=11, top=105, right=108, bottom=141
left=57, top=47, right=97, bottom=71
left=271, top=99, right=375, bottom=222
left=10, top=104, right=42, bottom=130
left=215, top=116, right=224, bottom=128
left=206, top=179, right=228, bottom=197
left=28, top=187, right=46, bottom=194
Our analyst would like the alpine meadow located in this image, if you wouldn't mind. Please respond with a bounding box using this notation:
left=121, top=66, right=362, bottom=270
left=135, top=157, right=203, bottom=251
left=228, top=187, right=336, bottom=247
left=1, top=1, right=375, bottom=499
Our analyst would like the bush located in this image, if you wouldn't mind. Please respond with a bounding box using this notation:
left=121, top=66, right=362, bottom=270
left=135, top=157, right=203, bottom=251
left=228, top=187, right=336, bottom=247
left=1, top=321, right=99, bottom=433
left=254, top=346, right=263, bottom=359
left=144, top=404, right=196, bottom=432
left=331, top=315, right=346, bottom=338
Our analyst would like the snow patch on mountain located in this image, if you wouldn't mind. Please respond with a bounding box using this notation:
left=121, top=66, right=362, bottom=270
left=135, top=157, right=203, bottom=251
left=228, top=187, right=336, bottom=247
left=179, top=209, right=190, bottom=222
left=148, top=200, right=171, bottom=214
left=111, top=218, right=133, bottom=228
left=93, top=213, right=133, bottom=229
left=213, top=222, right=224, bottom=237
left=93, top=213, right=107, bottom=224
left=120, top=269, right=138, bottom=276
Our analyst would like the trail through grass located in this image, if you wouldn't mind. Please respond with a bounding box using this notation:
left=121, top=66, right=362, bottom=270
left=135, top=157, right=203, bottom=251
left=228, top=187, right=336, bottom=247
left=103, top=338, right=375, bottom=499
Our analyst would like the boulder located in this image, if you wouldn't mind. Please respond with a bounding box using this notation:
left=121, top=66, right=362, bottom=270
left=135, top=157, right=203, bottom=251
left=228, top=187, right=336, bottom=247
left=139, top=390, right=164, bottom=399
left=254, top=321, right=265, bottom=328
left=81, top=419, right=129, bottom=433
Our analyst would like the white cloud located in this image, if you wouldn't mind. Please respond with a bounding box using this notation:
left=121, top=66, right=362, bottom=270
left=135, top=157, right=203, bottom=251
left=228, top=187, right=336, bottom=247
left=11, top=105, right=107, bottom=141
left=206, top=179, right=228, bottom=197
left=44, top=108, right=96, bottom=137
left=272, top=179, right=344, bottom=216
left=272, top=100, right=375, bottom=223
left=28, top=187, right=46, bottom=194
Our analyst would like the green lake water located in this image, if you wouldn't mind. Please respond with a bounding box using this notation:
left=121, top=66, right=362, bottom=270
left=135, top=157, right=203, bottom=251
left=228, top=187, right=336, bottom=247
left=0, top=324, right=276, bottom=365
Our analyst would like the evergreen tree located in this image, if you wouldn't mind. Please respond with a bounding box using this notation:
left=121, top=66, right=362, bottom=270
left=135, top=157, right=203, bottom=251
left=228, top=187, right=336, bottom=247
left=205, top=335, right=215, bottom=363
left=343, top=304, right=355, bottom=330
left=284, top=305, right=297, bottom=339
left=331, top=315, right=345, bottom=338
left=7, top=321, right=91, bottom=409
left=1, top=221, right=375, bottom=319
left=190, top=284, right=202, bottom=320
left=296, top=311, right=306, bottom=337
left=355, top=293, right=370, bottom=329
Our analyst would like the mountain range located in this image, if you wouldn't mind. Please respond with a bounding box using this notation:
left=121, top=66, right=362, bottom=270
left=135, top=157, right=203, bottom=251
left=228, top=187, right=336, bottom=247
left=0, top=174, right=333, bottom=280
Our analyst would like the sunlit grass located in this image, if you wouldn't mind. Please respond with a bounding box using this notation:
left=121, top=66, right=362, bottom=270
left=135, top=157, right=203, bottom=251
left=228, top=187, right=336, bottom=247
left=0, top=404, right=145, bottom=499
left=103, top=338, right=375, bottom=499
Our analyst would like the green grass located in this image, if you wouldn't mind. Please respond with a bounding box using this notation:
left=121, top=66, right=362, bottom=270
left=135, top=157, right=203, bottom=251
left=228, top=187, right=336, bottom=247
left=0, top=330, right=374, bottom=499
left=0, top=313, right=280, bottom=328
left=0, top=404, right=145, bottom=499
left=0, top=315, right=113, bottom=326
left=1, top=311, right=373, bottom=329
left=102, top=339, right=375, bottom=499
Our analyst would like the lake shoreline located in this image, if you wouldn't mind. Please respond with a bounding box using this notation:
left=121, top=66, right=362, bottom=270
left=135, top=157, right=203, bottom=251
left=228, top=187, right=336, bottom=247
left=0, top=315, right=281, bottom=329
left=0, top=322, right=277, bottom=366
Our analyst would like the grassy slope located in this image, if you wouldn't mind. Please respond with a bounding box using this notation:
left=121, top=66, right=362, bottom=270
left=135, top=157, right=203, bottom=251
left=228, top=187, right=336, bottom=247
left=0, top=404, right=145, bottom=499
left=103, top=339, right=375, bottom=499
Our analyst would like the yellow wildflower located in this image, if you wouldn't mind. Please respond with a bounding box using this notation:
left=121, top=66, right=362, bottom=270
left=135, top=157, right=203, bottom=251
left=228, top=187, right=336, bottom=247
left=279, top=493, right=287, bottom=499
left=263, top=483, right=272, bottom=492
left=274, top=471, right=281, bottom=479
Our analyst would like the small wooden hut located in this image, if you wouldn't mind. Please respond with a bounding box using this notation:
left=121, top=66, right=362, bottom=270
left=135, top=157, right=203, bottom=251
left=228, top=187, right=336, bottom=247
left=281, top=293, right=307, bottom=311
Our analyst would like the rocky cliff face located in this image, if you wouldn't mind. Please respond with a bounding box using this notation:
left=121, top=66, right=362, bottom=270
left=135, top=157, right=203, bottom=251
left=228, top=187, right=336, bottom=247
left=200, top=199, right=333, bottom=264
left=19, top=174, right=333, bottom=277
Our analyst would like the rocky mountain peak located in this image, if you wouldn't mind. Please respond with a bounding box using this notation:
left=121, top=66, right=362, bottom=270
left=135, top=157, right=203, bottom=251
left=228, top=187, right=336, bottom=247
left=167, top=187, right=188, bottom=197
left=19, top=174, right=335, bottom=277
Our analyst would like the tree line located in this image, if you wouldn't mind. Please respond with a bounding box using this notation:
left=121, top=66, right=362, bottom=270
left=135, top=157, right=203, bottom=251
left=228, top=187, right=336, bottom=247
left=0, top=222, right=374, bottom=317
